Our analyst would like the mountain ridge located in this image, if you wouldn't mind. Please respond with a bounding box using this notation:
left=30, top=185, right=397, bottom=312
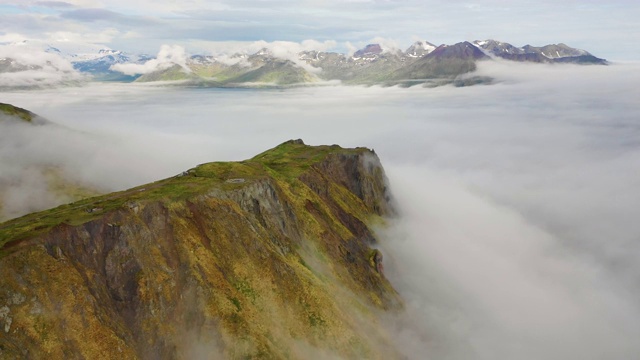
left=0, top=38, right=608, bottom=88
left=473, top=39, right=607, bottom=64
left=0, top=138, right=406, bottom=359
left=129, top=39, right=607, bottom=87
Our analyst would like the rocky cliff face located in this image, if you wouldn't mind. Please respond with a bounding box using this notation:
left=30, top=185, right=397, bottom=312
left=0, top=140, right=403, bottom=359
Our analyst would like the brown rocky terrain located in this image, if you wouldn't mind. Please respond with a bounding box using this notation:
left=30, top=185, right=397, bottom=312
left=0, top=139, right=404, bottom=359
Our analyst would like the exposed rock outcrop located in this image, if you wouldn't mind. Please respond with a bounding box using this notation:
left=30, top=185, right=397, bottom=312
left=0, top=139, right=402, bottom=359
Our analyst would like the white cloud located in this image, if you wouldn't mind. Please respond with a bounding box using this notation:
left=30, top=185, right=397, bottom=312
left=0, top=32, right=30, bottom=43
left=111, top=44, right=189, bottom=75
left=212, top=54, right=249, bottom=67
left=370, top=36, right=401, bottom=53
left=0, top=44, right=74, bottom=71
left=344, top=41, right=358, bottom=57
left=0, top=44, right=85, bottom=88
left=379, top=166, right=640, bottom=359
left=45, top=28, right=120, bottom=44
left=255, top=39, right=337, bottom=73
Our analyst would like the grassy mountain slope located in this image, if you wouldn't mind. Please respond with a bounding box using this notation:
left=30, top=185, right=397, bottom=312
left=0, top=103, right=35, bottom=123
left=135, top=64, right=201, bottom=82
left=0, top=140, right=403, bottom=359
left=136, top=59, right=318, bottom=86
left=390, top=42, right=488, bottom=81
left=301, top=51, right=408, bottom=84
left=225, top=60, right=318, bottom=85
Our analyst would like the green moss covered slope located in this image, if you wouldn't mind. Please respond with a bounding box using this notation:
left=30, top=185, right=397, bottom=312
left=0, top=103, right=35, bottom=123
left=0, top=139, right=403, bottom=359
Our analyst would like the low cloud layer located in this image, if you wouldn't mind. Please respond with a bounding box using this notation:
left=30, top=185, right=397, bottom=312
left=2, top=62, right=640, bottom=358
left=379, top=167, right=640, bottom=359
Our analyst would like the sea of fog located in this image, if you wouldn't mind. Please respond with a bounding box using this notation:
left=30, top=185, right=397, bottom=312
left=1, top=61, right=640, bottom=359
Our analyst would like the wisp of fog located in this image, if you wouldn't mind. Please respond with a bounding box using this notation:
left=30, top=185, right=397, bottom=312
left=1, top=61, right=639, bottom=359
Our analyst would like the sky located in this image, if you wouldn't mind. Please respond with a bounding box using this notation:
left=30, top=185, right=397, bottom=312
left=0, top=0, right=639, bottom=60
left=1, top=61, right=640, bottom=358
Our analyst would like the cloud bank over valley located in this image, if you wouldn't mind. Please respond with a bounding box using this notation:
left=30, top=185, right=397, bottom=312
left=1, top=62, right=639, bottom=358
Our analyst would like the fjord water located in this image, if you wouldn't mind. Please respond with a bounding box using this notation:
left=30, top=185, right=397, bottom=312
left=2, top=62, right=639, bottom=359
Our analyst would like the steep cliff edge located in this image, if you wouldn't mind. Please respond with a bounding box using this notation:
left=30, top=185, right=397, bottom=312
left=0, top=140, right=403, bottom=359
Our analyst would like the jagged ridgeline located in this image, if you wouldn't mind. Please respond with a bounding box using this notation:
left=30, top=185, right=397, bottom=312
left=130, top=40, right=606, bottom=88
left=0, top=139, right=405, bottom=359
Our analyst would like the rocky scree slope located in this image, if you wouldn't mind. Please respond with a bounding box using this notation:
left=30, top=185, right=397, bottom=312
left=0, top=139, right=403, bottom=359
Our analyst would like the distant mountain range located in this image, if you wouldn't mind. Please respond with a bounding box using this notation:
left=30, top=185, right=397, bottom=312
left=0, top=39, right=607, bottom=89
left=70, top=49, right=152, bottom=82
left=473, top=40, right=607, bottom=64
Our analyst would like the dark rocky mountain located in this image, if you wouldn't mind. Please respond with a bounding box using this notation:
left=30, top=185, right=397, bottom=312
left=428, top=41, right=488, bottom=60
left=473, top=40, right=607, bottom=64
left=386, top=42, right=490, bottom=86
left=353, top=44, right=383, bottom=58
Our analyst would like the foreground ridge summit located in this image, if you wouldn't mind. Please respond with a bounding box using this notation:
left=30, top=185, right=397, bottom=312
left=0, top=139, right=405, bottom=359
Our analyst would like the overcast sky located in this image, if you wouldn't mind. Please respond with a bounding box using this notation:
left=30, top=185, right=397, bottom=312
left=0, top=0, right=638, bottom=60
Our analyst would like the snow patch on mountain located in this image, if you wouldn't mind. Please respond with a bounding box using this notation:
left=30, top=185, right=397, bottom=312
left=405, top=40, right=437, bottom=57
left=475, top=40, right=593, bottom=60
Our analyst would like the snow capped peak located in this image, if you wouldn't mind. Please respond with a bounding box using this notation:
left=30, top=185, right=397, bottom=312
left=405, top=40, right=436, bottom=57
left=354, top=44, right=382, bottom=57
left=98, top=48, right=121, bottom=55
left=471, top=40, right=601, bottom=63
left=255, top=48, right=272, bottom=56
